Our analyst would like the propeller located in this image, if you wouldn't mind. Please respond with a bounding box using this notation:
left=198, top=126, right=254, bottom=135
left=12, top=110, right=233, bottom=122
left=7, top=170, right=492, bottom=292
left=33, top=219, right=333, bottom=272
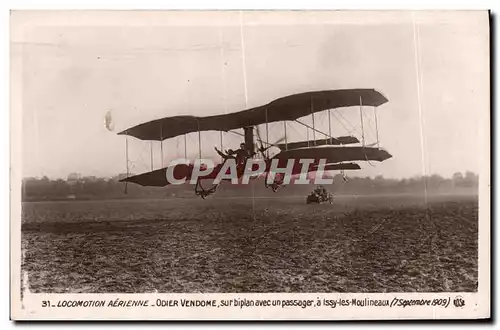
left=255, top=125, right=266, bottom=158
left=254, top=125, right=286, bottom=159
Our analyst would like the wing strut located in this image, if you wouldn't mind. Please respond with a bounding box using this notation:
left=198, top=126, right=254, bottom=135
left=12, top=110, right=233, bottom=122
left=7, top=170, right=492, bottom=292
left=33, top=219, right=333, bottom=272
left=184, top=135, right=187, bottom=159
left=283, top=121, right=288, bottom=150
left=265, top=107, right=269, bottom=158
left=374, top=106, right=380, bottom=148
left=160, top=126, right=163, bottom=167
left=328, top=110, right=332, bottom=145
left=220, top=131, right=224, bottom=161
left=150, top=141, right=153, bottom=171
left=124, top=135, right=129, bottom=194
left=359, top=96, right=365, bottom=147
left=311, top=97, right=316, bottom=145
left=197, top=120, right=202, bottom=159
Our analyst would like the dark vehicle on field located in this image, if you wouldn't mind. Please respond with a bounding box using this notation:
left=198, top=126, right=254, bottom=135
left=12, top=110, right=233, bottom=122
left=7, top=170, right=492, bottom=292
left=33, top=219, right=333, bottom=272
left=306, top=185, right=334, bottom=204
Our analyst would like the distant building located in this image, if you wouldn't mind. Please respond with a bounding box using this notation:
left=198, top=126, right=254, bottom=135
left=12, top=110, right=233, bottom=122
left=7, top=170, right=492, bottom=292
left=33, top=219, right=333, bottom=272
left=67, top=173, right=81, bottom=184
left=82, top=176, right=98, bottom=183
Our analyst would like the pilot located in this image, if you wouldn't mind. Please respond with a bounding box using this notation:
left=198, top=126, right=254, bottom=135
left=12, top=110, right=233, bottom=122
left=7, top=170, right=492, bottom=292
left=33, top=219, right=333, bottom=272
left=234, top=143, right=253, bottom=165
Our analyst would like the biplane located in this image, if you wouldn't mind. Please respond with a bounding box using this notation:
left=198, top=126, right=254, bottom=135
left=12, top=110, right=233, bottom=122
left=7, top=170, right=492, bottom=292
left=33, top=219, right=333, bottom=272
left=118, top=88, right=392, bottom=198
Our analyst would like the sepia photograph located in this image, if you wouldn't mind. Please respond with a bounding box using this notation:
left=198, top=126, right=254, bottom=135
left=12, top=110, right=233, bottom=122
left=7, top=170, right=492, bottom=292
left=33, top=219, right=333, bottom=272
left=10, top=9, right=490, bottom=320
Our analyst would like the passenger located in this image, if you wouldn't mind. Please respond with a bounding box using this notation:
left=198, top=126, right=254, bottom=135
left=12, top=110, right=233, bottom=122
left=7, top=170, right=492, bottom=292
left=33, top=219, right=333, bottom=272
left=214, top=147, right=235, bottom=161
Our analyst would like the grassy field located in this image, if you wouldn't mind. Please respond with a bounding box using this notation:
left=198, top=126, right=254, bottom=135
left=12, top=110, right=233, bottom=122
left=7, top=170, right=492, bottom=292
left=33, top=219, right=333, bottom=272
left=21, top=193, right=478, bottom=293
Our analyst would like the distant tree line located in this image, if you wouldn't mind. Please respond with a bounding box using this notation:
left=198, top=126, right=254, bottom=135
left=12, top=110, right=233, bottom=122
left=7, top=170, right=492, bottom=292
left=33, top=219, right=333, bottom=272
left=328, top=171, right=479, bottom=195
left=21, top=171, right=479, bottom=201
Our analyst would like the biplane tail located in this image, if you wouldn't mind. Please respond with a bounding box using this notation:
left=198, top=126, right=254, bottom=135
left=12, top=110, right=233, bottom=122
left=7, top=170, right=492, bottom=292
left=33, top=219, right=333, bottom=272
left=314, top=162, right=361, bottom=171
left=273, top=146, right=392, bottom=163
left=119, top=163, right=195, bottom=187
left=275, top=136, right=359, bottom=151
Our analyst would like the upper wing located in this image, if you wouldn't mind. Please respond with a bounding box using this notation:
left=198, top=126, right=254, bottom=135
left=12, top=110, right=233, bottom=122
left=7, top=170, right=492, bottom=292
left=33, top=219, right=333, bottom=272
left=118, top=89, right=388, bottom=141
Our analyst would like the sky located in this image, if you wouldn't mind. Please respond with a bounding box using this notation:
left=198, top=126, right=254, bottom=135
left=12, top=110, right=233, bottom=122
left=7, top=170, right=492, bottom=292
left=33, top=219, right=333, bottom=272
left=13, top=11, right=489, bottom=180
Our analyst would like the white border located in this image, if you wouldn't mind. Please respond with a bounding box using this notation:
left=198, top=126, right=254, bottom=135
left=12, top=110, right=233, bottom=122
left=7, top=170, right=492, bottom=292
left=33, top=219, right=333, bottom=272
left=4, top=1, right=497, bottom=326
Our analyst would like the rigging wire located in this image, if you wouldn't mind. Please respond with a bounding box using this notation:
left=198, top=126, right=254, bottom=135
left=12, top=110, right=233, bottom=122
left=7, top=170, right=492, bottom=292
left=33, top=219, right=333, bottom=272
left=127, top=138, right=154, bottom=173
left=360, top=110, right=378, bottom=145
left=412, top=12, right=429, bottom=208
left=239, top=11, right=256, bottom=233
left=331, top=111, right=357, bottom=134
left=219, top=26, right=228, bottom=159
